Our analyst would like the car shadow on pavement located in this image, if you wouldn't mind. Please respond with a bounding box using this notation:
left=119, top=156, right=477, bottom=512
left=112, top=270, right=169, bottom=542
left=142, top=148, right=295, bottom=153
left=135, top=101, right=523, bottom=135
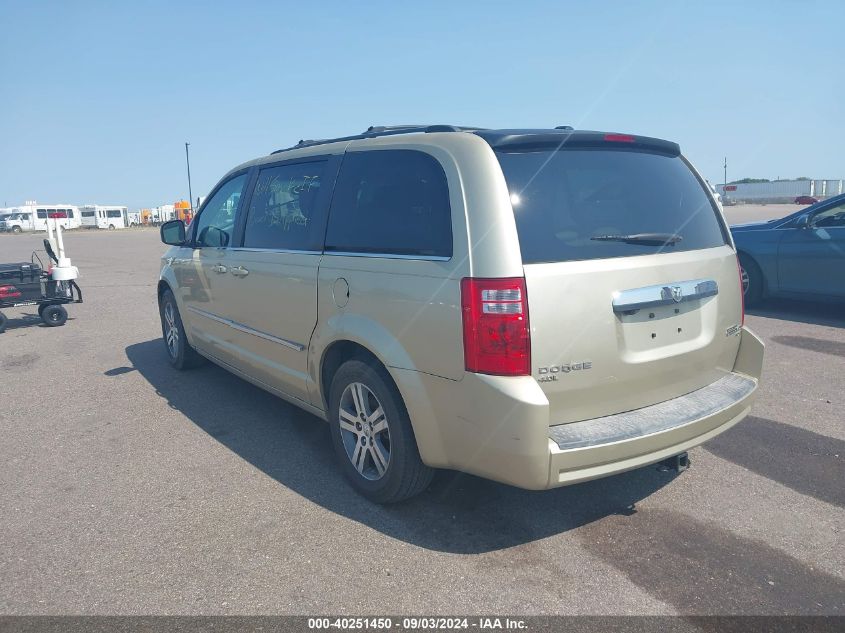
left=706, top=416, right=845, bottom=507
left=123, top=339, right=680, bottom=554
left=747, top=298, right=845, bottom=328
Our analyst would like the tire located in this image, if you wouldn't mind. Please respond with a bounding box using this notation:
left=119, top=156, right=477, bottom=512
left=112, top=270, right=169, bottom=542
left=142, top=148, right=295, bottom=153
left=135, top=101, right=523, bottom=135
left=328, top=359, right=434, bottom=503
left=159, top=289, right=205, bottom=369
left=12, top=226, right=21, bottom=234
left=41, top=305, right=68, bottom=327
left=739, top=254, right=764, bottom=307
left=0, top=312, right=7, bottom=333
left=108, top=224, right=115, bottom=230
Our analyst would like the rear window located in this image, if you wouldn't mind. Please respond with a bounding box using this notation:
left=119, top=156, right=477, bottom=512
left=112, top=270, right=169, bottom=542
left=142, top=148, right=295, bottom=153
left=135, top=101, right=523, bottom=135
left=325, top=150, right=452, bottom=258
left=495, top=149, right=727, bottom=264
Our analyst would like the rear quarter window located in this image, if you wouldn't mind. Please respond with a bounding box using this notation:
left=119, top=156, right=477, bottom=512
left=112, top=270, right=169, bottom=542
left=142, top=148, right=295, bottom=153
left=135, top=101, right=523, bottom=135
left=325, top=149, right=452, bottom=258
left=496, top=149, right=727, bottom=264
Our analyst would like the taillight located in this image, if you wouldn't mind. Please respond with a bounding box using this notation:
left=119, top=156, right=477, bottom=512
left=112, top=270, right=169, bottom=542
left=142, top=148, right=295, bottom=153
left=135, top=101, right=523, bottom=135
left=736, top=257, right=745, bottom=326
left=0, top=285, right=21, bottom=299
left=604, top=133, right=636, bottom=143
left=461, top=277, right=531, bottom=376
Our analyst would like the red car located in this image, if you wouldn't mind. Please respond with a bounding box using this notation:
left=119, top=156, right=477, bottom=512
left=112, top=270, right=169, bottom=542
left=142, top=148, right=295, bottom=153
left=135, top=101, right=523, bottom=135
left=795, top=195, right=818, bottom=205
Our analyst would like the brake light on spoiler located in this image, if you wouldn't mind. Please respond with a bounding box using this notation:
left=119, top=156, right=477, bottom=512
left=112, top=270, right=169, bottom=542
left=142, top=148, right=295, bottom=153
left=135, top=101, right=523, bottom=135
left=461, top=277, right=531, bottom=376
left=604, top=133, right=636, bottom=143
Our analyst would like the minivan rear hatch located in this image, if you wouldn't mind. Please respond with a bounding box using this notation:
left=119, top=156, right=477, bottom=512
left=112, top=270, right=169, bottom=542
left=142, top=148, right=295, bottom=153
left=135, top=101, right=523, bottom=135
left=487, top=132, right=744, bottom=425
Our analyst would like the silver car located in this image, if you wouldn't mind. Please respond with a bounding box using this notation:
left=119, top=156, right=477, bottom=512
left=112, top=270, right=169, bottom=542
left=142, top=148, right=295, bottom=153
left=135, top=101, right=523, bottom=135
left=158, top=125, right=764, bottom=503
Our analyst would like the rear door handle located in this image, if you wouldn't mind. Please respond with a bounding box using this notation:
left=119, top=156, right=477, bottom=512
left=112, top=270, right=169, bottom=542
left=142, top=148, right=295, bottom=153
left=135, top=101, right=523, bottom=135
left=231, top=266, right=249, bottom=278
left=211, top=264, right=228, bottom=274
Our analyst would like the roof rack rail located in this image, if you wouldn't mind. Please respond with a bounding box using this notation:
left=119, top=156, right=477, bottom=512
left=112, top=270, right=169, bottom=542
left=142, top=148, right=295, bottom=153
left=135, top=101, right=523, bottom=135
left=271, top=124, right=481, bottom=155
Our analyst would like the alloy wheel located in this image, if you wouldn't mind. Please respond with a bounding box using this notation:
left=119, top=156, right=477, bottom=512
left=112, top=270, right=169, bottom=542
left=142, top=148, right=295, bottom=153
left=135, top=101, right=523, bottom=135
left=164, top=302, right=179, bottom=358
left=338, top=382, right=391, bottom=481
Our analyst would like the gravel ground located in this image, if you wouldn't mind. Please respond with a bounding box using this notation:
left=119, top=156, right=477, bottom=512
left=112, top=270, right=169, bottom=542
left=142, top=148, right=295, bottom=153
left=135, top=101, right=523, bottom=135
left=0, top=213, right=842, bottom=615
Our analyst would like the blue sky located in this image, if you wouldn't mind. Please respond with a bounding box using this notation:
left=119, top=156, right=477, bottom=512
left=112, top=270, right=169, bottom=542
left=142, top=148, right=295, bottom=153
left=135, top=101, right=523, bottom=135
left=1, top=0, right=842, bottom=210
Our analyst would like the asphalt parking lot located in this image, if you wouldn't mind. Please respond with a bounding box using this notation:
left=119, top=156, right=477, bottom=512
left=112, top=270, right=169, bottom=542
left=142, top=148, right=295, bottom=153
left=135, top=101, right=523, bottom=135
left=0, top=209, right=842, bottom=615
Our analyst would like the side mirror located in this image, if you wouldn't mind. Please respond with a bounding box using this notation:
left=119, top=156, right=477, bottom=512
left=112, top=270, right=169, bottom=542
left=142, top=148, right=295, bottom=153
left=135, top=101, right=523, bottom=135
left=160, top=220, right=186, bottom=245
left=795, top=213, right=812, bottom=229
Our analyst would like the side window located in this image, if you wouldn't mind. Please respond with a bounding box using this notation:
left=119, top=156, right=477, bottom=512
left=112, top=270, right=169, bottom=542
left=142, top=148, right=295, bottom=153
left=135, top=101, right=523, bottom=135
left=194, top=173, right=248, bottom=247
left=107, top=210, right=122, bottom=218
left=37, top=209, right=47, bottom=219
left=242, top=161, right=326, bottom=251
left=813, top=203, right=845, bottom=228
left=325, top=150, right=452, bottom=258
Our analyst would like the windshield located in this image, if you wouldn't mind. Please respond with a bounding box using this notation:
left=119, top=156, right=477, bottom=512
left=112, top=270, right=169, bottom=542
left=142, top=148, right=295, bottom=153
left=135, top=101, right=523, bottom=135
left=496, top=149, right=728, bottom=264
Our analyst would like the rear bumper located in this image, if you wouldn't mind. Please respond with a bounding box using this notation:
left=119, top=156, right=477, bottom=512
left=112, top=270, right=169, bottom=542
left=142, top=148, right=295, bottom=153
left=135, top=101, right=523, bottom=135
left=548, top=372, right=756, bottom=486
left=399, top=326, right=764, bottom=490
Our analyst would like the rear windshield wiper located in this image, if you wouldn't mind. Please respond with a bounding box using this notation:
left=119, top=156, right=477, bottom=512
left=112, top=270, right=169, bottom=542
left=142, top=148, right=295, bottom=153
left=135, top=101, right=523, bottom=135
left=591, top=233, right=683, bottom=245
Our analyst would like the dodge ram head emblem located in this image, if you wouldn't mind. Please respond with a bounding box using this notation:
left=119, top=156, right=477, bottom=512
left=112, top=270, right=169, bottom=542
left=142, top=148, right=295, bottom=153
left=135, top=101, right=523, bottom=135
left=662, top=286, right=684, bottom=303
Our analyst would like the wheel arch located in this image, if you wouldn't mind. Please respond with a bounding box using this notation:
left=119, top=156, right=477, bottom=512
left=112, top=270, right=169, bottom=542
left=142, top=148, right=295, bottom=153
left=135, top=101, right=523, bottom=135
left=316, top=337, right=450, bottom=468
left=157, top=279, right=172, bottom=304
left=156, top=276, right=198, bottom=345
left=319, top=339, right=390, bottom=412
left=737, top=249, right=769, bottom=296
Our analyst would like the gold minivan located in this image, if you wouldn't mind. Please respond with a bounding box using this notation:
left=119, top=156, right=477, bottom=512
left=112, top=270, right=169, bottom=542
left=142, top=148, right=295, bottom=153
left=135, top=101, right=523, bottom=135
left=158, top=125, right=764, bottom=503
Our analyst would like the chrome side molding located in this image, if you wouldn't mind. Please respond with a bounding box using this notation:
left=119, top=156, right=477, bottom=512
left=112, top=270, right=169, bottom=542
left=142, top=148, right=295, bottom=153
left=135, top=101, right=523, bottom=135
left=187, top=306, right=305, bottom=352
left=612, top=278, right=718, bottom=313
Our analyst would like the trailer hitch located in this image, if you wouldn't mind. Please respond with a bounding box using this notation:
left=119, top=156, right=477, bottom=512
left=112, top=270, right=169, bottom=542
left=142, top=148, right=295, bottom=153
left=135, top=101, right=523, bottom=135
left=657, top=452, right=690, bottom=473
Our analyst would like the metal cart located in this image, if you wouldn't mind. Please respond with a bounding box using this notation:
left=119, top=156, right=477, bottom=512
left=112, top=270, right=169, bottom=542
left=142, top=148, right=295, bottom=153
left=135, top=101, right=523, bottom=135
left=0, top=241, right=83, bottom=333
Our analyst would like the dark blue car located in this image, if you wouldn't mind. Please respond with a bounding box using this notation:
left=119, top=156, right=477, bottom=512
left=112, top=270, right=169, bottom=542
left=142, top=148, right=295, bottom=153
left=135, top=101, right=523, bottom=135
left=731, top=193, right=845, bottom=305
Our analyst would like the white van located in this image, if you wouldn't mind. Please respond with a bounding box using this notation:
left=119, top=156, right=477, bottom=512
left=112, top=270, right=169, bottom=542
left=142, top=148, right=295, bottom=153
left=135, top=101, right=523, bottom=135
left=2, top=204, right=80, bottom=232
left=157, top=124, right=763, bottom=502
left=36, top=205, right=80, bottom=230
left=80, top=205, right=129, bottom=229
left=0, top=210, right=33, bottom=232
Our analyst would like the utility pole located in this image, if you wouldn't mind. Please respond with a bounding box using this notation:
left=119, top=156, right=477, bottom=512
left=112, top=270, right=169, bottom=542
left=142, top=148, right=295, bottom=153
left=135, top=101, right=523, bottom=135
left=723, top=157, right=727, bottom=187
left=185, top=142, right=194, bottom=212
